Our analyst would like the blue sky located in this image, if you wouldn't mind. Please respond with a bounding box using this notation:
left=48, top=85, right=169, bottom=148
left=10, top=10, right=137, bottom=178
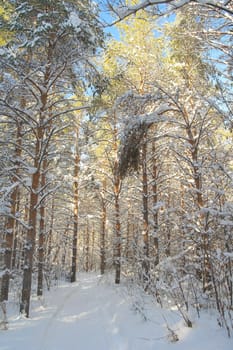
left=99, top=2, right=176, bottom=41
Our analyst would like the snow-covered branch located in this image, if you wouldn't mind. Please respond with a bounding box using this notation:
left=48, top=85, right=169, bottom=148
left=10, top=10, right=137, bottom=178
left=107, top=0, right=233, bottom=25
left=117, top=104, right=176, bottom=178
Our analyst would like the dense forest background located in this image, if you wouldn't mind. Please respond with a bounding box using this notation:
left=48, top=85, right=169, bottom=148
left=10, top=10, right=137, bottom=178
left=0, top=0, right=232, bottom=336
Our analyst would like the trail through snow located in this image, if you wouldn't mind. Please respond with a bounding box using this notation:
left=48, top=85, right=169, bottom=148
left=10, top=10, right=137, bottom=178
left=1, top=273, right=233, bottom=350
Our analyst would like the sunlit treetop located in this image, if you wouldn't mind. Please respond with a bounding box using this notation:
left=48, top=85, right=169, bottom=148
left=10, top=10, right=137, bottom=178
left=0, top=0, right=14, bottom=45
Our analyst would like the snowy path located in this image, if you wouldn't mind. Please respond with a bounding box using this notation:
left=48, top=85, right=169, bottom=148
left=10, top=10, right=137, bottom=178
left=36, top=274, right=156, bottom=350
left=1, top=273, right=233, bottom=350
left=38, top=275, right=121, bottom=350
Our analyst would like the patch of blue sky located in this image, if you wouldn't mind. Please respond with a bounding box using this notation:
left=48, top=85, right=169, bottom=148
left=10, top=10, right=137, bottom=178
left=98, top=2, right=120, bottom=40
left=99, top=2, right=176, bottom=40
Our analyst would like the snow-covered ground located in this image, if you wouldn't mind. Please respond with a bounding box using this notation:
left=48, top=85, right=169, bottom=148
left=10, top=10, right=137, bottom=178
left=1, top=273, right=232, bottom=350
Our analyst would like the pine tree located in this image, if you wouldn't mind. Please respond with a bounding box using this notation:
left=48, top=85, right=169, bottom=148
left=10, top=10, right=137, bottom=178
left=102, top=9, right=166, bottom=285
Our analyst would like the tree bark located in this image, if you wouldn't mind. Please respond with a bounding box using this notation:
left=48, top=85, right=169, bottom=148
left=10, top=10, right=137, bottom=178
left=85, top=221, right=90, bottom=273
left=185, top=119, right=210, bottom=291
left=12, top=191, right=21, bottom=269
left=1, top=119, right=22, bottom=302
left=151, top=140, right=159, bottom=266
left=142, top=141, right=150, bottom=286
left=100, top=179, right=107, bottom=275
left=113, top=112, right=122, bottom=284
left=20, top=166, right=40, bottom=317
left=37, top=159, right=47, bottom=296
left=114, top=172, right=121, bottom=284
left=71, top=126, right=80, bottom=282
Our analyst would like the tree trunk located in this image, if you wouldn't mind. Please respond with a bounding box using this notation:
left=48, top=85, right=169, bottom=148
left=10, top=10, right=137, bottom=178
left=90, top=226, right=95, bottom=271
left=125, top=203, right=131, bottom=262
left=37, top=159, right=47, bottom=296
left=151, top=141, right=159, bottom=266
left=186, top=121, right=209, bottom=291
left=113, top=113, right=122, bottom=284
left=114, top=174, right=121, bottom=284
left=100, top=180, right=107, bottom=275
left=21, top=101, right=46, bottom=315
left=61, top=222, right=70, bottom=273
left=0, top=222, right=13, bottom=302
left=45, top=197, right=55, bottom=288
left=165, top=188, right=171, bottom=257
left=71, top=126, right=80, bottom=283
left=85, top=221, right=90, bottom=273
left=20, top=167, right=40, bottom=317
left=1, top=119, right=22, bottom=302
left=12, top=191, right=21, bottom=269
left=21, top=55, right=52, bottom=315
left=142, top=141, right=150, bottom=285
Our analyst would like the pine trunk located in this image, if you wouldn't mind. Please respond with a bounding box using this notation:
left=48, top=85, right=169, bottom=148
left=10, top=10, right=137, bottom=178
left=71, top=127, right=80, bottom=283
left=37, top=159, right=47, bottom=296
left=114, top=174, right=121, bottom=284
left=21, top=168, right=40, bottom=317
left=21, top=102, right=45, bottom=316
left=142, top=141, right=150, bottom=285
left=12, top=191, right=21, bottom=269
left=100, top=180, right=107, bottom=275
left=1, top=120, right=22, bottom=302
left=186, top=121, right=209, bottom=291
left=113, top=114, right=121, bottom=284
left=85, top=222, right=89, bottom=273
left=152, top=141, right=159, bottom=266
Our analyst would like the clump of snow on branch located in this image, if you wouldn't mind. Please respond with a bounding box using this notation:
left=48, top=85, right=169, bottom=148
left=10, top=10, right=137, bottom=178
left=116, top=96, right=172, bottom=178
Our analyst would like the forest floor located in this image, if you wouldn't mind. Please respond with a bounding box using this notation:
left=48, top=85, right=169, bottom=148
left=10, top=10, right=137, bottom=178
left=1, top=272, right=233, bottom=350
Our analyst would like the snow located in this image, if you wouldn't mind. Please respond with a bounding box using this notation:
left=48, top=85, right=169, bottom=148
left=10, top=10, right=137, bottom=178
left=220, top=220, right=233, bottom=226
left=1, top=273, right=232, bottom=350
left=224, top=252, right=233, bottom=258
left=0, top=48, right=6, bottom=55
left=26, top=166, right=38, bottom=175
left=66, top=11, right=82, bottom=32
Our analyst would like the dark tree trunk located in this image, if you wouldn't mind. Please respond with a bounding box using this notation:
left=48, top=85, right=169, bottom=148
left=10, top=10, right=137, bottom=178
left=113, top=113, right=122, bottom=285
left=1, top=119, right=22, bottom=302
left=21, top=168, right=40, bottom=317
left=71, top=126, right=80, bottom=283
left=37, top=159, right=47, bottom=296
left=100, top=180, right=107, bottom=275
left=85, top=222, right=90, bottom=273
left=142, top=141, right=150, bottom=285
left=151, top=141, right=159, bottom=266
left=114, top=173, right=121, bottom=284
left=12, top=191, right=21, bottom=269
